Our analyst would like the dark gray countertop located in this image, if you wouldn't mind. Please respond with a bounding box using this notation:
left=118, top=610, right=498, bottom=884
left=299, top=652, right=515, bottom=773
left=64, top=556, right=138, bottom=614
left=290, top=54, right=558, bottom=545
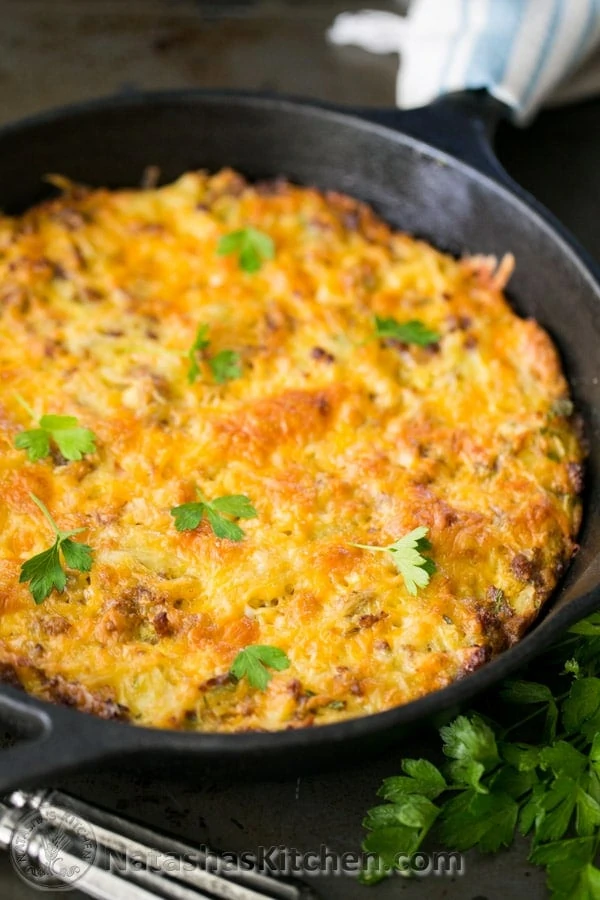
left=1, top=2, right=599, bottom=898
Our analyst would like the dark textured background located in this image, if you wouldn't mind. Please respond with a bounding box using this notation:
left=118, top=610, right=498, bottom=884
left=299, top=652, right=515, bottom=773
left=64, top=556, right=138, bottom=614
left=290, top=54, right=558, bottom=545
left=1, top=1, right=599, bottom=897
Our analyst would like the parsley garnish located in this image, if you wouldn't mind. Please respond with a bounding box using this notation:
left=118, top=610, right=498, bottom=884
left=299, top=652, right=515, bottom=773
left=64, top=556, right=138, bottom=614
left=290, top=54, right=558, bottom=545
left=230, top=645, right=290, bottom=690
left=170, top=490, right=257, bottom=542
left=19, top=493, right=93, bottom=604
left=350, top=526, right=436, bottom=595
left=13, top=394, right=96, bottom=463
left=374, top=315, right=440, bottom=346
left=187, top=325, right=241, bottom=385
left=360, top=611, right=600, bottom=897
left=217, top=227, right=275, bottom=273
left=209, top=350, right=242, bottom=384
left=187, top=324, right=210, bottom=384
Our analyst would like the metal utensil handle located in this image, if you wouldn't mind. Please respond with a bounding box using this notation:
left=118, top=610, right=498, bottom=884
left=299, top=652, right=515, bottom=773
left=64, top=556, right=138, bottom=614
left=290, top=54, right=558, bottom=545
left=7, top=789, right=318, bottom=900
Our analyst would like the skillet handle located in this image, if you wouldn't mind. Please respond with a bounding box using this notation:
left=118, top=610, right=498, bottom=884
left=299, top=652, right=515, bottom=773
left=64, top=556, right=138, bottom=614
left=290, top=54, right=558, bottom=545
left=359, top=89, right=512, bottom=183
left=0, top=687, right=129, bottom=793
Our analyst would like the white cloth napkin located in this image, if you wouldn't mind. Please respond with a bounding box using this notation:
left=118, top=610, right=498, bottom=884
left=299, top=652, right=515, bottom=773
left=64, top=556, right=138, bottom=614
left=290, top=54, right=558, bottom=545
left=328, top=0, right=600, bottom=123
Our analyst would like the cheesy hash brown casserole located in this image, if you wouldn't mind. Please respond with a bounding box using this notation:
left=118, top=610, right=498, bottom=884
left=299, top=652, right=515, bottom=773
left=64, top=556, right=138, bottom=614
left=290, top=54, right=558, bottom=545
left=0, top=169, right=584, bottom=731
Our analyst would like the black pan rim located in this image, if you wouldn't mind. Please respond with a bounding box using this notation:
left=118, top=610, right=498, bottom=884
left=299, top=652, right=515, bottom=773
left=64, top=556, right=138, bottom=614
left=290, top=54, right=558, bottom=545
left=0, top=87, right=598, bottom=759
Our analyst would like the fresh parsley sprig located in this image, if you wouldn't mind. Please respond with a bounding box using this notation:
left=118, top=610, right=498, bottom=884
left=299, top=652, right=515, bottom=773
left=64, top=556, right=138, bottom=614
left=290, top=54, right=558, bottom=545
left=187, top=324, right=241, bottom=385
left=13, top=394, right=96, bottom=463
left=350, top=526, right=436, bottom=596
left=361, top=611, right=600, bottom=898
left=230, top=645, right=290, bottom=690
left=170, top=490, right=257, bottom=542
left=374, top=315, right=440, bottom=347
left=217, top=227, right=275, bottom=273
left=19, top=493, right=93, bottom=604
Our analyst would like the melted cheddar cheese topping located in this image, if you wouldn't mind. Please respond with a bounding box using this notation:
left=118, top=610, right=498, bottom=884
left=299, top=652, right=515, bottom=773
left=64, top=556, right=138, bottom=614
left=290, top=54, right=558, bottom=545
left=0, top=170, right=584, bottom=731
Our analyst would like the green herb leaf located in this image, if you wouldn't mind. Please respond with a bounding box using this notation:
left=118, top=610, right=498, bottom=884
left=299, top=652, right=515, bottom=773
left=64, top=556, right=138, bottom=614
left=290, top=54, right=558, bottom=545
left=19, top=493, right=93, bottom=603
left=186, top=324, right=241, bottom=385
left=230, top=644, right=290, bottom=690
left=569, top=613, right=600, bottom=637
left=488, top=764, right=538, bottom=800
left=540, top=742, right=587, bottom=780
left=500, top=680, right=556, bottom=705
left=210, top=495, right=257, bottom=518
left=169, top=502, right=205, bottom=532
left=438, top=789, right=519, bottom=852
left=52, top=427, right=97, bottom=461
left=530, top=838, right=597, bottom=900
left=170, top=491, right=257, bottom=542
left=38, top=414, right=79, bottom=431
left=374, top=316, right=440, bottom=346
left=378, top=759, right=447, bottom=801
left=536, top=777, right=578, bottom=843
left=368, top=795, right=439, bottom=831
left=60, top=538, right=94, bottom=573
left=14, top=400, right=96, bottom=463
left=209, top=350, right=242, bottom=384
left=563, top=678, right=600, bottom=740
left=500, top=680, right=558, bottom=740
left=217, top=227, right=275, bottom=273
left=19, top=541, right=66, bottom=605
left=441, top=715, right=500, bottom=792
left=187, top=324, right=210, bottom=384
left=14, top=429, right=51, bottom=462
left=499, top=742, right=541, bottom=772
left=205, top=507, right=245, bottom=542
left=350, top=526, right=436, bottom=595
left=363, top=825, right=421, bottom=872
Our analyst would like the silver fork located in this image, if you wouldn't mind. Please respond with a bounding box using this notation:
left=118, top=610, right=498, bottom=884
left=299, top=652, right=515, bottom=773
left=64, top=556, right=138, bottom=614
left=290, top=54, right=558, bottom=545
left=0, top=789, right=320, bottom=900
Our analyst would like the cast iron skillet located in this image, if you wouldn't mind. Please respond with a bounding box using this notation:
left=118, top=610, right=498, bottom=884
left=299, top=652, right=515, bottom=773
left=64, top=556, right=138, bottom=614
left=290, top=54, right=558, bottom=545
left=0, top=90, right=598, bottom=790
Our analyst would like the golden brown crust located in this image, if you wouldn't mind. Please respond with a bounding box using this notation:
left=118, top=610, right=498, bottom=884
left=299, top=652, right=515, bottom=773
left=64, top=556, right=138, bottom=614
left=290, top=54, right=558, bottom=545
left=0, top=169, right=584, bottom=731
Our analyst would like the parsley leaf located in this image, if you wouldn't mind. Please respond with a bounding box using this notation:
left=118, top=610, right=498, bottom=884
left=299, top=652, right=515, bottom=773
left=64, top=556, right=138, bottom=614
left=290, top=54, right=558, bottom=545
left=217, top=227, right=275, bottom=273
left=378, top=759, right=447, bottom=801
left=187, top=325, right=241, bottom=385
left=374, top=316, right=440, bottom=346
left=569, top=613, right=600, bottom=637
left=501, top=679, right=559, bottom=742
left=230, top=645, right=290, bottom=690
left=205, top=506, right=245, bottom=541
left=349, top=526, right=436, bottom=595
left=563, top=678, right=600, bottom=740
left=170, top=502, right=204, bottom=532
left=13, top=396, right=96, bottom=463
left=187, top=324, right=210, bottom=384
left=19, top=542, right=66, bottom=605
left=364, top=795, right=439, bottom=831
left=14, top=429, right=50, bottom=461
left=19, top=493, right=93, bottom=604
left=441, top=715, right=500, bottom=792
left=170, top=491, right=257, bottom=542
left=60, top=538, right=94, bottom=572
left=531, top=839, right=599, bottom=900
left=209, top=350, right=242, bottom=384
left=438, top=789, right=519, bottom=852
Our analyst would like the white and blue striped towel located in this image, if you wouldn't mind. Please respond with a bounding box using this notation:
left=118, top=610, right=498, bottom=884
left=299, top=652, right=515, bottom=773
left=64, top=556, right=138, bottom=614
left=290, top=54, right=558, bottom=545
left=328, top=0, right=600, bottom=123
